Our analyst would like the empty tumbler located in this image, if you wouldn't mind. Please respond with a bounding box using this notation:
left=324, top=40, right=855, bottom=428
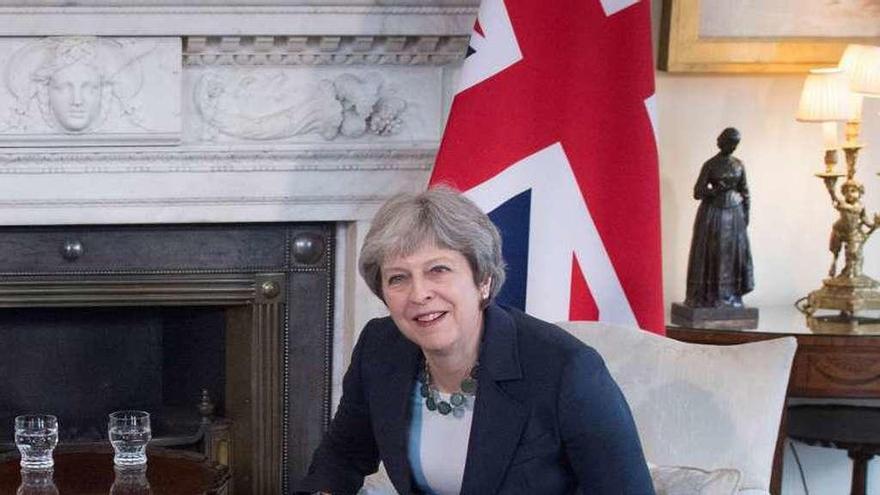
left=14, top=415, right=58, bottom=470
left=108, top=410, right=151, bottom=467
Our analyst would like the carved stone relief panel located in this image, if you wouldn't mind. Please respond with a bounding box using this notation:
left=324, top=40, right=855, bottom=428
left=0, top=36, right=181, bottom=147
left=184, top=66, right=441, bottom=144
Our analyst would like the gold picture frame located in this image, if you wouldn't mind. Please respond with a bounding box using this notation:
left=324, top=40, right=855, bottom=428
left=659, top=0, right=879, bottom=73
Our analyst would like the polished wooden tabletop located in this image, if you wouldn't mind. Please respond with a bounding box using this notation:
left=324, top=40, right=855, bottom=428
left=0, top=447, right=229, bottom=494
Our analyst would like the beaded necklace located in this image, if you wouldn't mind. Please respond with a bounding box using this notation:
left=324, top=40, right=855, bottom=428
left=418, top=360, right=479, bottom=417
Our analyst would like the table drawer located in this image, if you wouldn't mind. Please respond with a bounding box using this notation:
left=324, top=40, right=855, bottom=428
left=792, top=347, right=880, bottom=398
left=667, top=325, right=880, bottom=398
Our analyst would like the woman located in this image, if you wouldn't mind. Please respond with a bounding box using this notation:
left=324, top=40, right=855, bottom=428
left=297, top=187, right=653, bottom=494
left=685, top=127, right=754, bottom=308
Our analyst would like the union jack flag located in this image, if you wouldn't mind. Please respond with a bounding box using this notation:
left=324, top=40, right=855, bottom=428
left=430, top=0, right=664, bottom=333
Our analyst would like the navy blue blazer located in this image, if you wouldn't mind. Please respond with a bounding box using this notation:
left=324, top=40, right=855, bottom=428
left=297, top=304, right=654, bottom=495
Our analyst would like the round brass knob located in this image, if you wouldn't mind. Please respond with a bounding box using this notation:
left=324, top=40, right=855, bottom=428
left=61, top=240, right=84, bottom=261
left=261, top=280, right=280, bottom=299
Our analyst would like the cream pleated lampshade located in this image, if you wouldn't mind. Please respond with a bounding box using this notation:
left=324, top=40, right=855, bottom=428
left=796, top=67, right=853, bottom=123
left=839, top=44, right=880, bottom=97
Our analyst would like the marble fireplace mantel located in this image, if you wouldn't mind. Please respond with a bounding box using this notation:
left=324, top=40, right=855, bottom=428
left=0, top=2, right=479, bottom=420
left=0, top=2, right=478, bottom=227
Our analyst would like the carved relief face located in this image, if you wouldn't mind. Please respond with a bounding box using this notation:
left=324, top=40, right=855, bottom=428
left=48, top=63, right=102, bottom=131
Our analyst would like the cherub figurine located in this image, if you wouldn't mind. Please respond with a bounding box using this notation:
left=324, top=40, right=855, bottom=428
left=826, top=178, right=880, bottom=278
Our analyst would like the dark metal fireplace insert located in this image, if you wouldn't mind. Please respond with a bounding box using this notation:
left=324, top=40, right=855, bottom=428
left=0, top=223, right=334, bottom=494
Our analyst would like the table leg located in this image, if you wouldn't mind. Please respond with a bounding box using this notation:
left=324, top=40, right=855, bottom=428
left=847, top=450, right=872, bottom=495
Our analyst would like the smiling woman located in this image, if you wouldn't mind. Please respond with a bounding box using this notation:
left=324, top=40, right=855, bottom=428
left=296, top=187, right=655, bottom=495
left=379, top=245, right=488, bottom=360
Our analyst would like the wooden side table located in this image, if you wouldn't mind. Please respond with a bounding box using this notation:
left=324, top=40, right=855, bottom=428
left=668, top=306, right=880, bottom=495
left=0, top=446, right=230, bottom=494
left=787, top=405, right=880, bottom=495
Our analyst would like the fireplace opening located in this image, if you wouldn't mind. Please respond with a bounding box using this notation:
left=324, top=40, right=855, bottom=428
left=0, top=306, right=226, bottom=447
left=0, top=222, right=334, bottom=493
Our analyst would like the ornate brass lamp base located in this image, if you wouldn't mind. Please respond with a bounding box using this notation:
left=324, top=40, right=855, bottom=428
left=803, top=141, right=880, bottom=330
left=805, top=275, right=880, bottom=317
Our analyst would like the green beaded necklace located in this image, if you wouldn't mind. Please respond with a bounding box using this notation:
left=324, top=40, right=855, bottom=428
left=419, top=361, right=479, bottom=417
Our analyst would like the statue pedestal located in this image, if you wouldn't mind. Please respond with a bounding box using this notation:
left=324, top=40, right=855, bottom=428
left=671, top=303, right=759, bottom=330
left=806, top=275, right=880, bottom=315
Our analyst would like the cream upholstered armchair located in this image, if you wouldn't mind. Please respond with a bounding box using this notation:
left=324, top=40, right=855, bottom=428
left=359, top=322, right=796, bottom=495
left=556, top=321, right=797, bottom=495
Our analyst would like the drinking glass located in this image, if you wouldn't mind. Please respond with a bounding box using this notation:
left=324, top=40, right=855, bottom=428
left=108, top=410, right=151, bottom=467
left=14, top=415, right=58, bottom=470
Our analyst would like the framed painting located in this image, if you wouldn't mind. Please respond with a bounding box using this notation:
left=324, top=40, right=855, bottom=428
left=659, top=0, right=880, bottom=73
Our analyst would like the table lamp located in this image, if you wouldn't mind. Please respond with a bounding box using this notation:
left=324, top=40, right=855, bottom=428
left=797, top=45, right=880, bottom=329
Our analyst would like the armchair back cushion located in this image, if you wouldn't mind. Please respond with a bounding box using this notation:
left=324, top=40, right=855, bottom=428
left=556, top=322, right=796, bottom=493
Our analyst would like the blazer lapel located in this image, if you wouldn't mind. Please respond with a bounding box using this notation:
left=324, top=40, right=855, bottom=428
left=369, top=331, right=421, bottom=495
left=460, top=305, right=528, bottom=495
